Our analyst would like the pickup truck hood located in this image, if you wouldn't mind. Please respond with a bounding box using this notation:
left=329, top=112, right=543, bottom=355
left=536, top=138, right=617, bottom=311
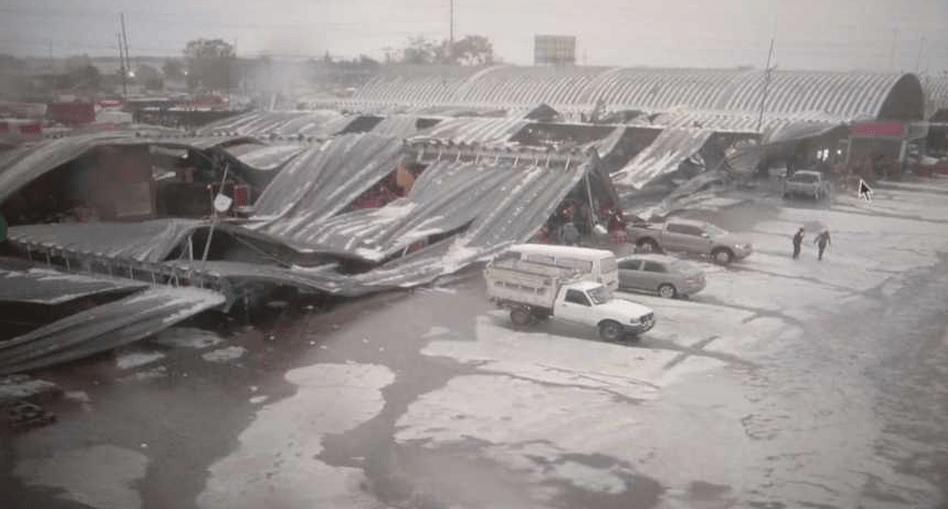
left=596, top=299, right=653, bottom=319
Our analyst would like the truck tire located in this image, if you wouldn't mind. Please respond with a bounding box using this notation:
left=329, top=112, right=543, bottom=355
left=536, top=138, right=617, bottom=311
left=636, top=238, right=660, bottom=253
left=657, top=284, right=677, bottom=299
left=598, top=320, right=624, bottom=341
left=510, top=308, right=532, bottom=327
left=711, top=248, right=734, bottom=265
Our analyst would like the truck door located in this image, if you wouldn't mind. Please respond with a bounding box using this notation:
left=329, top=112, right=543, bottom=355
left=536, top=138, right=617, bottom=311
left=555, top=289, right=593, bottom=324
left=677, top=224, right=713, bottom=254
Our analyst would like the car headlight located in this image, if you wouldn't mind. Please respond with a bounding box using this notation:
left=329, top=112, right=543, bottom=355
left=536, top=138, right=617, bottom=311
left=629, top=317, right=640, bottom=324
left=734, top=244, right=743, bottom=249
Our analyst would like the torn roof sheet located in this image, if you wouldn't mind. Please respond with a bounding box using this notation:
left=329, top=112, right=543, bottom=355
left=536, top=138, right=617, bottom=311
left=613, top=128, right=714, bottom=189
left=368, top=115, right=423, bottom=138
left=250, top=133, right=406, bottom=234
left=196, top=110, right=355, bottom=138
left=0, top=261, right=147, bottom=305
left=223, top=143, right=307, bottom=171
left=7, top=219, right=203, bottom=264
left=0, top=286, right=225, bottom=375
left=410, top=117, right=529, bottom=146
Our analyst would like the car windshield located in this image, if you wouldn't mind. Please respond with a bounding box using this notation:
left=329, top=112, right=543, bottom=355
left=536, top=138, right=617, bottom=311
left=790, top=173, right=819, bottom=183
left=587, top=286, right=611, bottom=305
left=705, top=224, right=728, bottom=236
left=671, top=260, right=695, bottom=273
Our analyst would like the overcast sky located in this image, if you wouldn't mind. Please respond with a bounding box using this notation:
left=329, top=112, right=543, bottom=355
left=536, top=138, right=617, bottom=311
left=1, top=0, right=946, bottom=73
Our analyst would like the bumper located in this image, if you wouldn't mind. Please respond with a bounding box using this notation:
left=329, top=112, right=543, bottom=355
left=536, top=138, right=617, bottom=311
left=626, top=317, right=656, bottom=334
left=733, top=246, right=753, bottom=259
left=679, top=280, right=706, bottom=295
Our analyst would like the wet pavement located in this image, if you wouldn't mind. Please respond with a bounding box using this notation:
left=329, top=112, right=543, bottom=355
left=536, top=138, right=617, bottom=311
left=3, top=179, right=948, bottom=509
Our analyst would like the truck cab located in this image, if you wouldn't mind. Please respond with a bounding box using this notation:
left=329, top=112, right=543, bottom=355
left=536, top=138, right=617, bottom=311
left=552, top=281, right=655, bottom=340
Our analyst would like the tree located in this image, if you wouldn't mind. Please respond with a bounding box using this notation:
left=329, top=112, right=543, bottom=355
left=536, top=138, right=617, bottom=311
left=402, top=36, right=441, bottom=65
left=183, top=38, right=236, bottom=91
left=447, top=35, right=494, bottom=66
left=162, top=59, right=184, bottom=80
left=395, top=35, right=496, bottom=66
left=56, top=65, right=101, bottom=91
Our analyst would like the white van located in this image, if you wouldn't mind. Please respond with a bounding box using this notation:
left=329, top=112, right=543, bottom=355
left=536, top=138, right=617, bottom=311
left=500, top=244, right=619, bottom=291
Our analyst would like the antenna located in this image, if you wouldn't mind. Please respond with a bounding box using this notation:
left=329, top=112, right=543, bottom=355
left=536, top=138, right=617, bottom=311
left=448, top=0, right=455, bottom=62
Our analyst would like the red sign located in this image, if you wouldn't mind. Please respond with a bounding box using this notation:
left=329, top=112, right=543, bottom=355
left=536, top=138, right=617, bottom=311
left=47, top=102, right=96, bottom=125
left=18, top=123, right=42, bottom=135
left=849, top=121, right=905, bottom=138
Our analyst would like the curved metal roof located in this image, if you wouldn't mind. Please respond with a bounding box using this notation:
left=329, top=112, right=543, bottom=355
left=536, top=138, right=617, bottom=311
left=922, top=77, right=948, bottom=118
left=350, top=66, right=925, bottom=121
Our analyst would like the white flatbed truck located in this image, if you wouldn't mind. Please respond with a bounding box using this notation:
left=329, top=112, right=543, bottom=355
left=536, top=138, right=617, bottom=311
left=484, top=258, right=656, bottom=341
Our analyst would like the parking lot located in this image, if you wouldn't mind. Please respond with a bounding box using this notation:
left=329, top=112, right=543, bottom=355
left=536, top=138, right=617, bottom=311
left=5, top=179, right=948, bottom=508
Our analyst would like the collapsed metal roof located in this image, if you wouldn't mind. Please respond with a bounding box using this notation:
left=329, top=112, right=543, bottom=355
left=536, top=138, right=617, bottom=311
left=223, top=143, right=307, bottom=171
left=0, top=259, right=146, bottom=305
left=0, top=285, right=224, bottom=375
left=613, top=128, right=715, bottom=189
left=196, top=110, right=356, bottom=138
left=409, top=117, right=529, bottom=146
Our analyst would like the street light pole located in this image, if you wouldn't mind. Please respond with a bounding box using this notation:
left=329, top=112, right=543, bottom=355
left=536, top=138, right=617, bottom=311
left=755, top=37, right=776, bottom=134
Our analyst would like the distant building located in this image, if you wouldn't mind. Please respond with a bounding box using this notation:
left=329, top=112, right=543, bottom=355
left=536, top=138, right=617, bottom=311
left=534, top=35, right=576, bottom=67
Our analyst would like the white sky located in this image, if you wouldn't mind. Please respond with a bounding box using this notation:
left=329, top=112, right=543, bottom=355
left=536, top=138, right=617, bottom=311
left=1, top=0, right=946, bottom=72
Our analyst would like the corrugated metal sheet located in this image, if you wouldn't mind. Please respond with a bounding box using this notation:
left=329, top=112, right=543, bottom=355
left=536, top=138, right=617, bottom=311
left=8, top=220, right=203, bottom=263
left=0, top=132, right=273, bottom=205
left=0, top=262, right=146, bottom=305
left=645, top=109, right=842, bottom=138
left=368, top=115, right=422, bottom=137
left=251, top=134, right=406, bottom=239
left=353, top=65, right=488, bottom=105
left=224, top=143, right=307, bottom=171
left=351, top=66, right=920, bottom=121
left=613, top=128, right=714, bottom=188
left=196, top=110, right=355, bottom=138
left=0, top=286, right=225, bottom=375
left=923, top=76, right=948, bottom=118
left=410, top=117, right=528, bottom=146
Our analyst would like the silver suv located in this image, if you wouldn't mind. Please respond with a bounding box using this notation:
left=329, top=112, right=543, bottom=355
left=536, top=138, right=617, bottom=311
left=783, top=170, right=828, bottom=200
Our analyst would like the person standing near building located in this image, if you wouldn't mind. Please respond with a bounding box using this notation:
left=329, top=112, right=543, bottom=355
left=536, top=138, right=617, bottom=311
left=814, top=230, right=831, bottom=261
left=792, top=227, right=804, bottom=259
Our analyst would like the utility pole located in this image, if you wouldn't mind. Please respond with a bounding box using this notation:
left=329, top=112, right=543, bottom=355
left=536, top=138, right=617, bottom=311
left=915, top=36, right=926, bottom=74
left=448, top=0, right=455, bottom=62
left=118, top=33, right=128, bottom=100
left=120, top=13, right=131, bottom=79
left=755, top=37, right=775, bottom=134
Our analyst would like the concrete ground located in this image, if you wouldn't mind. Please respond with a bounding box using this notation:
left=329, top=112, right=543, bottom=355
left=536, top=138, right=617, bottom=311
left=3, top=178, right=948, bottom=509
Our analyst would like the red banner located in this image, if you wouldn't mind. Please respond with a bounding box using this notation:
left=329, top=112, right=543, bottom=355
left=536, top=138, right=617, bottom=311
left=849, top=121, right=905, bottom=138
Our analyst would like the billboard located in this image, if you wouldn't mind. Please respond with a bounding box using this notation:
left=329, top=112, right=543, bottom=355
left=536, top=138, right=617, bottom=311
left=534, top=35, right=576, bottom=66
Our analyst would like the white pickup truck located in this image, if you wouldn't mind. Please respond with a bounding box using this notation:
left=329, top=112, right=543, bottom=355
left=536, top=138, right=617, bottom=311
left=484, top=258, right=656, bottom=341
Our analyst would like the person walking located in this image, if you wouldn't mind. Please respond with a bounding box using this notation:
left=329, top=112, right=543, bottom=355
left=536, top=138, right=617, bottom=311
left=814, top=230, right=831, bottom=261
left=792, top=228, right=804, bottom=259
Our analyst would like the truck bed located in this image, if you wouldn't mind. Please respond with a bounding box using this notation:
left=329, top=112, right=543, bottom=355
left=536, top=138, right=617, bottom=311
left=484, top=259, right=580, bottom=309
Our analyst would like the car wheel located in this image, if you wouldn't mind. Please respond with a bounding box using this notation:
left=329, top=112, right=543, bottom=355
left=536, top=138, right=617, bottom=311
left=658, top=284, right=677, bottom=299
left=636, top=238, right=660, bottom=253
left=712, top=248, right=734, bottom=265
left=598, top=320, right=623, bottom=341
left=510, top=308, right=532, bottom=327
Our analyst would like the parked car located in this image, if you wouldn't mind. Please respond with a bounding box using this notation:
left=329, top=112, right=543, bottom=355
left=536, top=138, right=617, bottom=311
left=783, top=170, right=828, bottom=200
left=484, top=258, right=655, bottom=341
left=617, top=254, right=706, bottom=298
left=626, top=218, right=753, bottom=265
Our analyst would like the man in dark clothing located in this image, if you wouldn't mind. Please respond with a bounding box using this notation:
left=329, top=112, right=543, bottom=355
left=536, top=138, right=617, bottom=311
left=560, top=222, right=581, bottom=246
left=792, top=228, right=804, bottom=259
left=814, top=230, right=831, bottom=261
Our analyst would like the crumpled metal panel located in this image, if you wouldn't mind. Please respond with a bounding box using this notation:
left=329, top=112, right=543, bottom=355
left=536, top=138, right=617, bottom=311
left=0, top=262, right=146, bottom=305
left=7, top=219, right=203, bottom=263
left=251, top=134, right=406, bottom=238
left=410, top=117, right=528, bottom=146
left=224, top=143, right=307, bottom=171
left=0, top=286, right=225, bottom=375
left=613, top=128, right=714, bottom=188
